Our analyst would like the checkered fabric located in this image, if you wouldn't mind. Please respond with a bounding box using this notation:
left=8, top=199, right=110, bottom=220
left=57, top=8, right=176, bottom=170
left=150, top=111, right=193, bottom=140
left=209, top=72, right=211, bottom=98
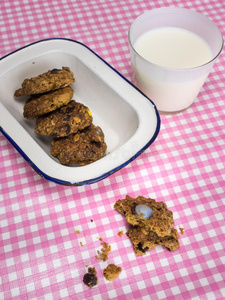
left=1, top=0, right=225, bottom=299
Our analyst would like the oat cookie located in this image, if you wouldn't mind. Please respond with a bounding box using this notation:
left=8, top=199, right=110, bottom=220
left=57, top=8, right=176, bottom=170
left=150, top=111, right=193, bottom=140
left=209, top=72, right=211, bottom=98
left=103, top=264, right=122, bottom=281
left=23, top=86, right=74, bottom=119
left=51, top=123, right=107, bottom=165
left=127, top=226, right=180, bottom=255
left=14, top=67, right=75, bottom=97
left=114, top=195, right=174, bottom=237
left=35, top=100, right=93, bottom=137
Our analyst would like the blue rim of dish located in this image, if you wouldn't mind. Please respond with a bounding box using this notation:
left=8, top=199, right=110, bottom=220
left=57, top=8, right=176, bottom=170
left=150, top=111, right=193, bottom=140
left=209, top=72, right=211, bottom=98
left=0, top=38, right=161, bottom=186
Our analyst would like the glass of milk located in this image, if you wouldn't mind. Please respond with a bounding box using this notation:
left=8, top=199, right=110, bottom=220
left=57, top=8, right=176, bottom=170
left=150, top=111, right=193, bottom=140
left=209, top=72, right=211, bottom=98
left=128, top=7, right=223, bottom=113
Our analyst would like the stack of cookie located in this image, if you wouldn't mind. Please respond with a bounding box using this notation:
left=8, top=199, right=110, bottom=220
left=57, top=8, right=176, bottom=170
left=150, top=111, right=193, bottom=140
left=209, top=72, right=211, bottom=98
left=14, top=67, right=107, bottom=166
left=114, top=195, right=180, bottom=255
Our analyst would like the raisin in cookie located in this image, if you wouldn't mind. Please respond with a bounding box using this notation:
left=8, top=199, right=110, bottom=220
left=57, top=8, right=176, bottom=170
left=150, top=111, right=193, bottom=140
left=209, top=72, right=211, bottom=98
left=35, top=100, right=92, bottom=137
left=51, top=124, right=107, bottom=165
left=14, top=67, right=75, bottom=97
left=114, top=195, right=174, bottom=237
left=23, top=86, right=74, bottom=119
left=127, top=225, right=180, bottom=255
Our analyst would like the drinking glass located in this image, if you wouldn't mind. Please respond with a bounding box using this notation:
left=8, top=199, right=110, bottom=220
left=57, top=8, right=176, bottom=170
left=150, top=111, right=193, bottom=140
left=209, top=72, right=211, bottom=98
left=128, top=7, right=224, bottom=113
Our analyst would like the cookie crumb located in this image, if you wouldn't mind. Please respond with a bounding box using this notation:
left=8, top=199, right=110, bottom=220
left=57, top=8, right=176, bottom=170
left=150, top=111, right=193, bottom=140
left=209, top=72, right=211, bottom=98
left=118, top=230, right=124, bottom=237
left=179, top=227, right=184, bottom=234
left=75, top=230, right=80, bottom=234
left=83, top=267, right=98, bottom=288
left=95, top=241, right=111, bottom=261
left=103, top=264, right=122, bottom=281
left=87, top=267, right=96, bottom=275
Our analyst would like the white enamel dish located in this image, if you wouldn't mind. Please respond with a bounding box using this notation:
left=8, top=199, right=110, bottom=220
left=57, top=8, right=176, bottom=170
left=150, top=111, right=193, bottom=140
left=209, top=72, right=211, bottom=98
left=0, top=38, right=160, bottom=186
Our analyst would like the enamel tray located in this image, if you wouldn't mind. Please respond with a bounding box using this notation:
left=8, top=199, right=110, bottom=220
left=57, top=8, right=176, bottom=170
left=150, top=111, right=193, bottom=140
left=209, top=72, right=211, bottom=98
left=0, top=38, right=160, bottom=186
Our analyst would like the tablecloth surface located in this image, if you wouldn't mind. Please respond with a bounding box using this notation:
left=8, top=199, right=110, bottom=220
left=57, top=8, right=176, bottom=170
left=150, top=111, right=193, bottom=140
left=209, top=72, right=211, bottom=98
left=0, top=1, right=225, bottom=299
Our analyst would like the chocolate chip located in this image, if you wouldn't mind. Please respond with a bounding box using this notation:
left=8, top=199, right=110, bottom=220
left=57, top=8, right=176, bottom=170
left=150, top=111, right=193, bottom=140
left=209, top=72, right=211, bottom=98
left=55, top=124, right=71, bottom=137
left=63, top=124, right=71, bottom=135
left=63, top=115, right=71, bottom=121
left=50, top=69, right=59, bottom=74
left=137, top=242, right=149, bottom=253
left=65, top=105, right=75, bottom=114
left=83, top=273, right=98, bottom=288
left=91, top=141, right=101, bottom=148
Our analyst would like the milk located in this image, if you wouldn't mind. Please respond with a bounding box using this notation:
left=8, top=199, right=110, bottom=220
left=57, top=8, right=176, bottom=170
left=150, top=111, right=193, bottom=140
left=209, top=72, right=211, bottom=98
left=133, top=27, right=213, bottom=112
left=134, top=27, right=212, bottom=69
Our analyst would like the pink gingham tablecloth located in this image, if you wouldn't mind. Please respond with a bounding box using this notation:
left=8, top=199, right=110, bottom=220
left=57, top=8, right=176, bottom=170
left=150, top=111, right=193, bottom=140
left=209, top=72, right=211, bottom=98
left=0, top=0, right=225, bottom=299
